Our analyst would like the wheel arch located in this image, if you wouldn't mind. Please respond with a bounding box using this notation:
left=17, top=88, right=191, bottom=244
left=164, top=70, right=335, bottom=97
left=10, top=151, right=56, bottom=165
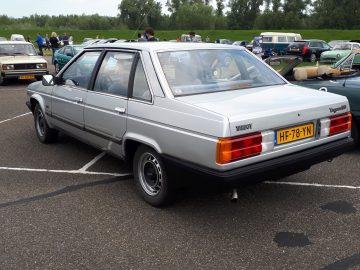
left=123, top=133, right=162, bottom=164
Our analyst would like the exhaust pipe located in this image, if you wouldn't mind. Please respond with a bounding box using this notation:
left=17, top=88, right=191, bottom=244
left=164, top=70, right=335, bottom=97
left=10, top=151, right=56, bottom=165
left=231, top=188, right=238, bottom=202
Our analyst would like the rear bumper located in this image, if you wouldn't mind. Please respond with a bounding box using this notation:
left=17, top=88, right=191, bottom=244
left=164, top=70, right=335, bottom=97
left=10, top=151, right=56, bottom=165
left=163, top=137, right=354, bottom=184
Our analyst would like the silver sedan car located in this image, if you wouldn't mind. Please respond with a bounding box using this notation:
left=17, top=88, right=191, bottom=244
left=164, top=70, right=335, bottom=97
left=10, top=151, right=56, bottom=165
left=26, top=42, right=353, bottom=206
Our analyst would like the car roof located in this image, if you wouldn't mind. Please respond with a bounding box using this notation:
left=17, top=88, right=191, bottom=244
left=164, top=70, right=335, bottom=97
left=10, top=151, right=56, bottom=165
left=86, top=42, right=245, bottom=52
left=0, top=41, right=32, bottom=45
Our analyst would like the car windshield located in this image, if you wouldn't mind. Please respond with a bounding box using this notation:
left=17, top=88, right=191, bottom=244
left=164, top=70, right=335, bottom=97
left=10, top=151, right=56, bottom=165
left=158, top=49, right=286, bottom=96
left=333, top=44, right=352, bottom=50
left=73, top=46, right=84, bottom=54
left=0, top=44, right=37, bottom=56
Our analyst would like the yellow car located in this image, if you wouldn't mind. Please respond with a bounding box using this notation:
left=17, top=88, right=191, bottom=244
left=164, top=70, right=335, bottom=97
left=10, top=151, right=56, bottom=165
left=0, top=41, right=48, bottom=85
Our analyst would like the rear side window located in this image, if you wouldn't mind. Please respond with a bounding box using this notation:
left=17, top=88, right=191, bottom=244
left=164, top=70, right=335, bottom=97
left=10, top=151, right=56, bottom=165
left=132, top=60, right=152, bottom=102
left=263, top=36, right=272, bottom=42
left=278, top=36, right=287, bottom=42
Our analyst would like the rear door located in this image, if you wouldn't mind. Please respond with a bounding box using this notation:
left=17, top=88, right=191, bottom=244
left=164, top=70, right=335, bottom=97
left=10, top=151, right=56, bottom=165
left=84, top=50, right=136, bottom=153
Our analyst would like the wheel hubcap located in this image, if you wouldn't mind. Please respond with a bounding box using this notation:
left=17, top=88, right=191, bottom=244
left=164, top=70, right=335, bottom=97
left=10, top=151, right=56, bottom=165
left=138, top=153, right=162, bottom=196
left=36, top=109, right=45, bottom=137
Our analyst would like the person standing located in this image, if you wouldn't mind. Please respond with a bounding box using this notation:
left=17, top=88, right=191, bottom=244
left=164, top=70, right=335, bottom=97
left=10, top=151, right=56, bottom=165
left=35, top=33, right=44, bottom=56
left=62, top=32, right=69, bottom=46
left=45, top=34, right=50, bottom=50
left=145, top=27, right=158, bottom=42
left=50, top=32, right=60, bottom=64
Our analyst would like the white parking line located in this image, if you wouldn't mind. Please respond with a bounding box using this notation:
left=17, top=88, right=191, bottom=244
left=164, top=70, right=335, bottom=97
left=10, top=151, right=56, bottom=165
left=0, top=166, right=131, bottom=177
left=265, top=181, right=360, bottom=190
left=0, top=112, right=32, bottom=125
left=78, top=152, right=106, bottom=172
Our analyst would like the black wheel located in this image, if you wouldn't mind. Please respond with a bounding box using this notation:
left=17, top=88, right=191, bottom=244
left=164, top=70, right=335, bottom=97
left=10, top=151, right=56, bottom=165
left=310, top=54, right=316, bottom=63
left=54, top=62, right=60, bottom=74
left=133, top=145, right=174, bottom=206
left=34, top=104, right=58, bottom=143
left=352, top=119, right=359, bottom=146
left=0, top=76, right=6, bottom=86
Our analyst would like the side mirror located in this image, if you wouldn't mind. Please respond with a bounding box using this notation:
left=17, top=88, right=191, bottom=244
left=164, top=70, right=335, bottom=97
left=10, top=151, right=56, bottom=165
left=42, top=75, right=61, bottom=86
left=42, top=75, right=54, bottom=86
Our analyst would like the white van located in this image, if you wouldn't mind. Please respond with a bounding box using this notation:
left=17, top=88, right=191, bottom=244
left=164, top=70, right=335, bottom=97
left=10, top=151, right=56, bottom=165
left=261, top=32, right=302, bottom=54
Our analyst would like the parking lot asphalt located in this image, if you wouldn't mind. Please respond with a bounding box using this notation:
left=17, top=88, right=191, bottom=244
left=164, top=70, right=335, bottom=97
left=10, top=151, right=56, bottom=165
left=1, top=57, right=360, bottom=269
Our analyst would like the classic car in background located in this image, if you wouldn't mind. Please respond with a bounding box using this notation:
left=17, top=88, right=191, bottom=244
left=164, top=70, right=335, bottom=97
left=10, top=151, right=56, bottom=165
left=285, top=40, right=331, bottom=62
left=53, top=45, right=85, bottom=73
left=232, top=40, right=249, bottom=47
left=10, top=34, right=25, bottom=41
left=261, top=32, right=302, bottom=55
left=26, top=42, right=353, bottom=206
left=320, top=42, right=360, bottom=63
left=328, top=40, right=350, bottom=48
left=0, top=41, right=48, bottom=85
left=266, top=54, right=360, bottom=145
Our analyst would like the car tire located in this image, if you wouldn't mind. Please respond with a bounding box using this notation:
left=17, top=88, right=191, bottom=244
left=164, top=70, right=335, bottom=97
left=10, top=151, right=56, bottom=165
left=352, top=119, right=359, bottom=146
left=34, top=104, right=58, bottom=143
left=55, top=62, right=60, bottom=74
left=0, top=76, right=6, bottom=85
left=310, top=54, right=316, bottom=63
left=133, top=145, right=174, bottom=207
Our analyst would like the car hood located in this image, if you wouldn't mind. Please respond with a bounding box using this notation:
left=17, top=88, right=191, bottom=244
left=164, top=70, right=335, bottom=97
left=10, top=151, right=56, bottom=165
left=177, top=84, right=349, bottom=136
left=0, top=55, right=47, bottom=64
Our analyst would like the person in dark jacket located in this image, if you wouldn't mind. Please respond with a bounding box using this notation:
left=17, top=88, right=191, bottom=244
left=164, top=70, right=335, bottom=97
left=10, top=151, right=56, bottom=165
left=35, top=33, right=44, bottom=56
left=145, top=27, right=158, bottom=42
left=50, top=32, right=60, bottom=64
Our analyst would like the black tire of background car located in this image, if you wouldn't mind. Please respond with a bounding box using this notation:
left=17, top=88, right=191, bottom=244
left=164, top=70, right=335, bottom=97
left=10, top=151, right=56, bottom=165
left=34, top=104, right=58, bottom=143
left=352, top=119, right=359, bottom=146
left=0, top=76, right=6, bottom=85
left=133, top=145, right=174, bottom=207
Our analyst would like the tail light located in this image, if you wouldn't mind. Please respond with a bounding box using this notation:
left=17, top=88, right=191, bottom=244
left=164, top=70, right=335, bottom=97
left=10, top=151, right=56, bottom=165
left=329, top=112, right=352, bottom=135
left=320, top=112, right=351, bottom=138
left=216, top=132, right=262, bottom=164
left=302, top=45, right=308, bottom=55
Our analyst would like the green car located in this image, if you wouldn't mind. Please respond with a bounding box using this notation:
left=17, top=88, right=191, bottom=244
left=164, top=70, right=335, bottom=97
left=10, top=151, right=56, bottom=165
left=266, top=52, right=360, bottom=145
left=320, top=42, right=360, bottom=64
left=54, top=45, right=85, bottom=73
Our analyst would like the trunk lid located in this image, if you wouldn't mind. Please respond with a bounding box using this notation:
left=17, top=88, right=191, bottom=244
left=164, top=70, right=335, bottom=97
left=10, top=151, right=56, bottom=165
left=177, top=84, right=349, bottom=137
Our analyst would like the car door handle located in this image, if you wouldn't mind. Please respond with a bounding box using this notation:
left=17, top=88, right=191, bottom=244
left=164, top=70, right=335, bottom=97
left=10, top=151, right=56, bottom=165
left=115, top=107, right=126, bottom=114
left=74, top=97, right=83, bottom=104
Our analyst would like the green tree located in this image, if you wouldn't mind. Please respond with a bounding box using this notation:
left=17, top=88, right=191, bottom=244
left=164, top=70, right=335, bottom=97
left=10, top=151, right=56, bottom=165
left=119, top=0, right=162, bottom=29
left=175, top=3, right=214, bottom=29
left=312, top=0, right=360, bottom=29
left=227, top=0, right=263, bottom=29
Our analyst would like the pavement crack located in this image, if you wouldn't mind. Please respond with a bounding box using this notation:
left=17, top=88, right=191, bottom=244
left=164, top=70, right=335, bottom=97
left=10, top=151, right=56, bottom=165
left=0, top=176, right=131, bottom=209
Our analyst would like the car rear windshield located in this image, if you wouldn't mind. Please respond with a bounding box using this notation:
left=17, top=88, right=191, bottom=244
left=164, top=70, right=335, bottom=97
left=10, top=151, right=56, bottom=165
left=288, top=42, right=306, bottom=48
left=157, top=49, right=286, bottom=97
left=0, top=44, right=37, bottom=56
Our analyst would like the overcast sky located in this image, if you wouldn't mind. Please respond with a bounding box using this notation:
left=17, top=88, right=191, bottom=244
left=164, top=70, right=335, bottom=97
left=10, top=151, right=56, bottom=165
left=1, top=0, right=170, bottom=18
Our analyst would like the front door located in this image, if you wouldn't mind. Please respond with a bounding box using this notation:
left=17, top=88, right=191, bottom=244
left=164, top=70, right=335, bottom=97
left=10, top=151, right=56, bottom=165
left=51, top=50, right=102, bottom=139
left=84, top=51, right=136, bottom=154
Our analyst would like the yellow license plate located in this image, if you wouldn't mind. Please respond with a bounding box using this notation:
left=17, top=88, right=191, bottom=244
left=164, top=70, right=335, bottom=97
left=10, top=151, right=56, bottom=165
left=276, top=123, right=314, bottom=145
left=19, top=75, right=35, bottom=80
